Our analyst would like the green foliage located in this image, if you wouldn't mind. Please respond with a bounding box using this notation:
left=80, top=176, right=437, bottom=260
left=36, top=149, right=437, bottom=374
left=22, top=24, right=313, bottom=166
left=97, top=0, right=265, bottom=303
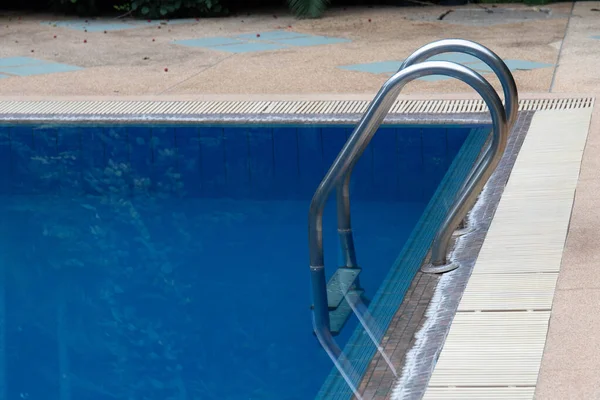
left=38, top=0, right=334, bottom=19
left=129, top=0, right=226, bottom=18
left=287, top=0, right=331, bottom=18
left=114, top=2, right=131, bottom=12
left=51, top=0, right=226, bottom=17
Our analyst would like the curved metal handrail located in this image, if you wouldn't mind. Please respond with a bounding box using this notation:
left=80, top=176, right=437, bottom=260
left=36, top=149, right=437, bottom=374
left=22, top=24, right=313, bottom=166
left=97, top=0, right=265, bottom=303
left=309, top=61, right=508, bottom=349
left=400, top=39, right=518, bottom=126
left=334, top=39, right=518, bottom=274
left=401, top=39, right=518, bottom=203
left=400, top=39, right=518, bottom=271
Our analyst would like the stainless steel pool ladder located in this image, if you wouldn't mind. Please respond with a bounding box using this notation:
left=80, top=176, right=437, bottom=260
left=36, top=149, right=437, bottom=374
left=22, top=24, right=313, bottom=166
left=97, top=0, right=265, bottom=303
left=336, top=39, right=519, bottom=278
left=404, top=40, right=518, bottom=273
left=308, top=39, right=516, bottom=398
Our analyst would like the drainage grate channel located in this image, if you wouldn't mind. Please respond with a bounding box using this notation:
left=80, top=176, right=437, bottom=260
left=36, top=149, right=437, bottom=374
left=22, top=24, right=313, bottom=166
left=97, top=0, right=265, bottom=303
left=0, top=98, right=594, bottom=117
left=417, top=107, right=593, bottom=400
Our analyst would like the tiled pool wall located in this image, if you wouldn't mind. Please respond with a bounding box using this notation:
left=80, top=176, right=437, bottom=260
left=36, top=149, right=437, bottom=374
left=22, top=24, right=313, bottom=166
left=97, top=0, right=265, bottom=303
left=316, top=126, right=491, bottom=400
left=0, top=124, right=477, bottom=201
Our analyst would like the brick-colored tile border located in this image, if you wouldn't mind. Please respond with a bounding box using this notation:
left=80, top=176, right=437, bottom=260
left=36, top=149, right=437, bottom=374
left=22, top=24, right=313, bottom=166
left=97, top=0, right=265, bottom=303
left=354, top=111, right=535, bottom=400
left=357, top=273, right=439, bottom=400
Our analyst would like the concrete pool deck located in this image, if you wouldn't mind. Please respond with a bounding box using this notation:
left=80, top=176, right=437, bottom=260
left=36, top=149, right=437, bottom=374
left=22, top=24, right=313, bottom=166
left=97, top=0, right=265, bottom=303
left=0, top=3, right=572, bottom=96
left=3, top=2, right=600, bottom=399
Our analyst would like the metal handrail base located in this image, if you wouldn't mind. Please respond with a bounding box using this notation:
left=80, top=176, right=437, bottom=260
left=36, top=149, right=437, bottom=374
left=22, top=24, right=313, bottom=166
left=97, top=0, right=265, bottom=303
left=421, top=262, right=460, bottom=274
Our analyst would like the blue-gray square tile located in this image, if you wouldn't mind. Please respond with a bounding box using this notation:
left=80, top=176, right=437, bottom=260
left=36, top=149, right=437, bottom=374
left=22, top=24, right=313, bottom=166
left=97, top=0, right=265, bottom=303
left=466, top=59, right=552, bottom=73
left=591, top=35, right=600, bottom=39
left=274, top=35, right=350, bottom=47
left=383, top=72, right=452, bottom=81
left=429, top=52, right=483, bottom=64
left=0, top=57, right=45, bottom=68
left=419, top=75, right=454, bottom=82
left=45, top=20, right=136, bottom=32
left=341, top=60, right=450, bottom=80
left=340, top=56, right=553, bottom=81
left=174, top=37, right=244, bottom=47
left=204, top=42, right=288, bottom=53
left=503, top=59, right=554, bottom=70
left=236, top=30, right=308, bottom=41
left=0, top=62, right=83, bottom=76
left=463, top=62, right=494, bottom=73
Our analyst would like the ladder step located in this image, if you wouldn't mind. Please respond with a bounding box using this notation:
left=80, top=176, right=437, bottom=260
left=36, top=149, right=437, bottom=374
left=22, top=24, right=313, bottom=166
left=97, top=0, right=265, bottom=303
left=326, top=267, right=362, bottom=309
left=330, top=289, right=363, bottom=336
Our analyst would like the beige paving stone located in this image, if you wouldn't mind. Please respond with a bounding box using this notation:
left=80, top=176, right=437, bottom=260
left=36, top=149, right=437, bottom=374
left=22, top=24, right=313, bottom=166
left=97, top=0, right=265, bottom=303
left=556, top=182, right=600, bottom=290
left=550, top=2, right=600, bottom=93
left=538, top=289, right=600, bottom=372
left=0, top=5, right=568, bottom=96
left=536, top=4, right=600, bottom=398
left=575, top=104, right=600, bottom=182
left=536, top=368, right=600, bottom=400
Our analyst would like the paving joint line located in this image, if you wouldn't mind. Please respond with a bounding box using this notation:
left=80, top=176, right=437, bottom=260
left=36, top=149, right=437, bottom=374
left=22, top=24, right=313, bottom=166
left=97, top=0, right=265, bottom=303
left=549, top=0, right=575, bottom=92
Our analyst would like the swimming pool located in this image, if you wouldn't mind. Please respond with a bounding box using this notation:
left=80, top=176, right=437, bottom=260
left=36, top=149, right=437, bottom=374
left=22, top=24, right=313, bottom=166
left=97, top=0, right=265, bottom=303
left=0, top=122, right=485, bottom=400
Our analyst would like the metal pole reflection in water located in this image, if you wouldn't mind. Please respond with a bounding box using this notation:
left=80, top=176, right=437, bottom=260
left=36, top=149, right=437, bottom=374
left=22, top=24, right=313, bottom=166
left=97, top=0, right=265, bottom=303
left=343, top=289, right=398, bottom=378
left=313, top=316, right=364, bottom=400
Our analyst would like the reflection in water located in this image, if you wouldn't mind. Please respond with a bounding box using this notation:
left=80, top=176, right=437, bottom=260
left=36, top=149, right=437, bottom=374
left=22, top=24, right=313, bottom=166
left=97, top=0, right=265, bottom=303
left=0, top=124, right=429, bottom=400
left=2, top=194, right=422, bottom=400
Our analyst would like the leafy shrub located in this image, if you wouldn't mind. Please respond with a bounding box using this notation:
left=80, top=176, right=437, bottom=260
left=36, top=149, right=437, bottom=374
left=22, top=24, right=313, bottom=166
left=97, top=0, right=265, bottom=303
left=129, top=0, right=226, bottom=18
left=50, top=0, right=226, bottom=17
left=287, top=0, right=330, bottom=18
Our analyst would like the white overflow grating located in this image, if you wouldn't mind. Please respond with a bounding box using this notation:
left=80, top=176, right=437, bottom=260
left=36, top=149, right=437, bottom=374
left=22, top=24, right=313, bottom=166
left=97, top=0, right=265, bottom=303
left=424, top=387, right=536, bottom=400
left=458, top=274, right=558, bottom=311
left=420, top=107, right=593, bottom=400
left=0, top=97, right=594, bottom=116
left=427, top=312, right=550, bottom=387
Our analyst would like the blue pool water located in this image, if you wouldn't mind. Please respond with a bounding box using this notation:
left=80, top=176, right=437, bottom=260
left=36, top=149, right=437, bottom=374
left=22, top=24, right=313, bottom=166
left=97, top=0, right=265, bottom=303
left=0, top=123, right=476, bottom=400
